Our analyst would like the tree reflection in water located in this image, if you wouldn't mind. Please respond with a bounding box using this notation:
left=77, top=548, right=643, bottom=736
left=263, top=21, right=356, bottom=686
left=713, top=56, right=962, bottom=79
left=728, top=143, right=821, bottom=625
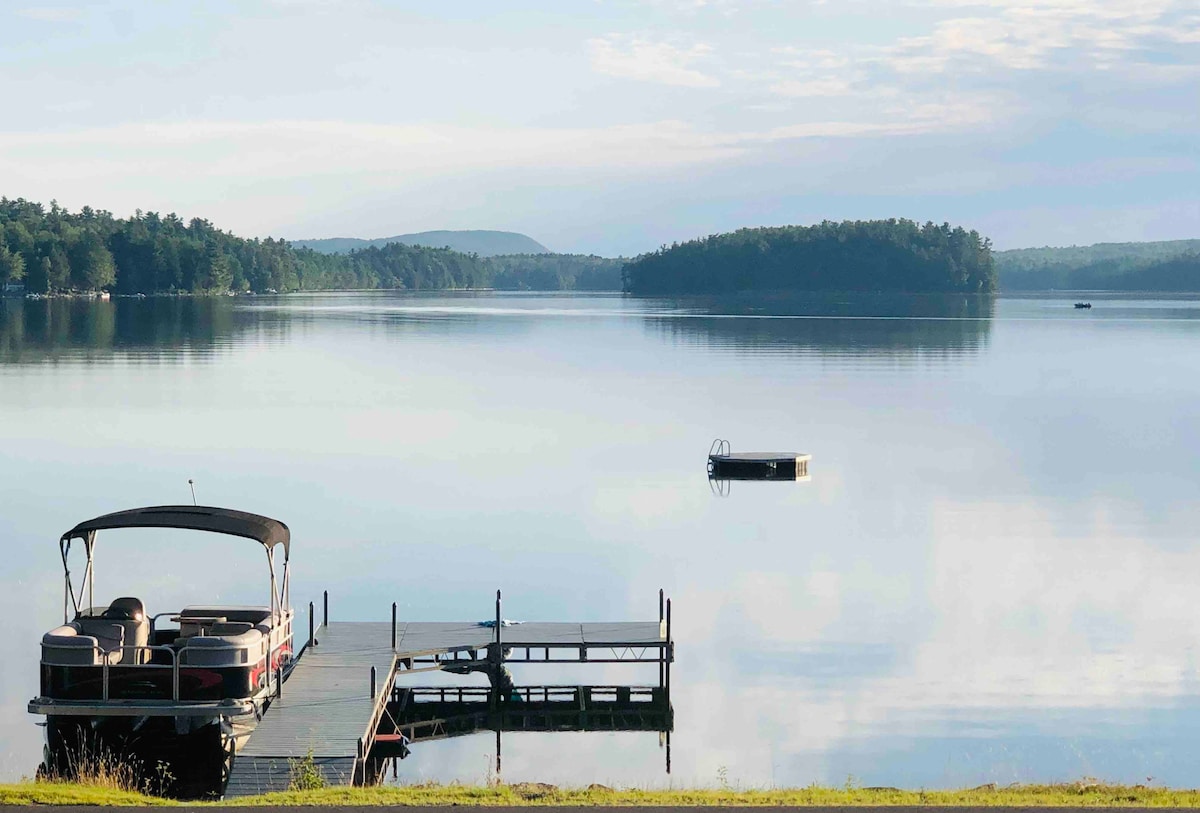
left=643, top=293, right=994, bottom=359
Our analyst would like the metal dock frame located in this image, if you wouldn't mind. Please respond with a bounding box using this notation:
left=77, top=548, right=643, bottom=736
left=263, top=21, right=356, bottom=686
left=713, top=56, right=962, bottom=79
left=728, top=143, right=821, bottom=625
left=224, top=588, right=674, bottom=797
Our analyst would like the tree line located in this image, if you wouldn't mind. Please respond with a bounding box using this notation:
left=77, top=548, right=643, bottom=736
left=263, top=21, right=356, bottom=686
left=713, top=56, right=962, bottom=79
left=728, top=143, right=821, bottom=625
left=621, top=220, right=997, bottom=295
left=995, top=240, right=1200, bottom=291
left=0, top=198, right=622, bottom=294
left=487, top=253, right=622, bottom=290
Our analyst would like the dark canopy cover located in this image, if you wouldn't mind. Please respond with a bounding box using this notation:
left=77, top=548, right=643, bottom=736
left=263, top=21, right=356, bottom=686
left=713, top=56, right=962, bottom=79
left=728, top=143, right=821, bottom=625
left=63, top=506, right=290, bottom=556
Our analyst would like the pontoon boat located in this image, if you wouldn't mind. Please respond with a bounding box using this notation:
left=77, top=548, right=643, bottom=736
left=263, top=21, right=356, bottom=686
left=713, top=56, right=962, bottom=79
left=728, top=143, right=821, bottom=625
left=28, top=506, right=294, bottom=792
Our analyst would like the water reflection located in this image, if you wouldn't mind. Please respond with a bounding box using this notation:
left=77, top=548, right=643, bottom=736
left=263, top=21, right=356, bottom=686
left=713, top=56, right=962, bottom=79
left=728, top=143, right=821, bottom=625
left=0, top=293, right=997, bottom=365
left=648, top=294, right=994, bottom=357
left=382, top=683, right=673, bottom=781
left=5, top=291, right=1200, bottom=790
left=0, top=297, right=285, bottom=363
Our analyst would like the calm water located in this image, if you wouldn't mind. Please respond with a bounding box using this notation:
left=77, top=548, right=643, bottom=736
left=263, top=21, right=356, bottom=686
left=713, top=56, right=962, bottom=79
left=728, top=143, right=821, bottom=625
left=3, top=291, right=1200, bottom=788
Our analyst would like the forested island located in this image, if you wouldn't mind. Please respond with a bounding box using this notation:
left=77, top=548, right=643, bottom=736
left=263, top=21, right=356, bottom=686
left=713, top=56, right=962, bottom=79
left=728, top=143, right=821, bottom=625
left=995, top=240, right=1200, bottom=291
left=0, top=198, right=620, bottom=295
left=621, top=220, right=996, bottom=295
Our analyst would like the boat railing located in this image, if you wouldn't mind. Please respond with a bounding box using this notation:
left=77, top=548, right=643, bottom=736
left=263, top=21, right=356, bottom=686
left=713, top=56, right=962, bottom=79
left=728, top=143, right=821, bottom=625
left=148, top=611, right=175, bottom=634
left=263, top=609, right=294, bottom=697
left=100, top=645, right=180, bottom=701
left=39, top=640, right=118, bottom=669
left=43, top=609, right=295, bottom=703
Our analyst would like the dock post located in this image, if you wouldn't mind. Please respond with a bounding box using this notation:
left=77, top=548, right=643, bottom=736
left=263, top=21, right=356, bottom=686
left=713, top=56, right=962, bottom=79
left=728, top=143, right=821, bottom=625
left=658, top=588, right=665, bottom=688
left=495, top=589, right=502, bottom=647
left=323, top=589, right=328, bottom=627
left=370, top=665, right=377, bottom=699
left=308, top=601, right=314, bottom=649
left=276, top=664, right=283, bottom=700
left=665, top=598, right=672, bottom=704
left=391, top=602, right=397, bottom=650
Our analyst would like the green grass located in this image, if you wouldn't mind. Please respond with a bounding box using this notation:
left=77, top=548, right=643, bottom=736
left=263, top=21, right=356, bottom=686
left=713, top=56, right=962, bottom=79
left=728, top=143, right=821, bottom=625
left=0, top=781, right=172, bottom=806
left=7, top=780, right=1200, bottom=806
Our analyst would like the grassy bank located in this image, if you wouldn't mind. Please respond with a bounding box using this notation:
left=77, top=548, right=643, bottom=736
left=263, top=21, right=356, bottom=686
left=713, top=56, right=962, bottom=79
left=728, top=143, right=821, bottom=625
left=6, top=781, right=1200, bottom=807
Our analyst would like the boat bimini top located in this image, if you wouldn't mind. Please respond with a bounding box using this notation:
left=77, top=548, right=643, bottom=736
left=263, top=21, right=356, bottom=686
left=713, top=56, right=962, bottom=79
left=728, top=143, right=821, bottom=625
left=58, top=505, right=291, bottom=625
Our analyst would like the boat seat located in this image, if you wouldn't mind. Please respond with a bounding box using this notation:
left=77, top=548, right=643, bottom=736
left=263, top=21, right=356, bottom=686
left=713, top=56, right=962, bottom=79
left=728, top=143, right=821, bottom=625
left=71, top=619, right=126, bottom=664
left=41, top=625, right=105, bottom=665
left=104, top=596, right=145, bottom=621
left=181, top=606, right=272, bottom=625
left=102, top=597, right=150, bottom=664
left=184, top=624, right=265, bottom=666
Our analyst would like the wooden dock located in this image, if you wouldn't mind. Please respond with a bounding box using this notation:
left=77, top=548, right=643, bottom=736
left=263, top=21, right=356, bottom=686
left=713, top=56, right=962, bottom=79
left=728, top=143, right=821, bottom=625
left=224, top=593, right=673, bottom=797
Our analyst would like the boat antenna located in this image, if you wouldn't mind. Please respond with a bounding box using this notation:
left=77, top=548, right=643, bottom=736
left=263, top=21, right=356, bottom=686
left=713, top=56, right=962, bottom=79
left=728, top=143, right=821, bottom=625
left=188, top=479, right=197, bottom=506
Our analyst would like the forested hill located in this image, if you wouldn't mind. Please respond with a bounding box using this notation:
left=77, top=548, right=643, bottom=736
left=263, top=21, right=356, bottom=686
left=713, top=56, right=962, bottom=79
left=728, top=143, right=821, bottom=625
left=622, top=220, right=996, bottom=295
left=0, top=199, right=618, bottom=294
left=293, top=230, right=550, bottom=257
left=995, top=240, right=1200, bottom=290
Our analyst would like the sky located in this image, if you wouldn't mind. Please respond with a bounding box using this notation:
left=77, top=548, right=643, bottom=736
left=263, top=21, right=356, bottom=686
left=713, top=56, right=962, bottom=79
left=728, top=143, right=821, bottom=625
left=0, top=0, right=1196, bottom=256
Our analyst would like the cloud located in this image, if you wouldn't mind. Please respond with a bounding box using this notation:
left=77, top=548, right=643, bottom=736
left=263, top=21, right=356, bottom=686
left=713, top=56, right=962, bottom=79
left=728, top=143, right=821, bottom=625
left=14, top=7, right=81, bottom=23
left=0, top=120, right=744, bottom=184
left=0, top=109, right=986, bottom=194
left=769, top=78, right=855, bottom=98
left=1, top=1, right=1194, bottom=249
left=883, top=1, right=1200, bottom=73
left=588, top=35, right=720, bottom=87
left=624, top=0, right=746, bottom=14
left=752, top=0, right=1199, bottom=142
left=0, top=112, right=1002, bottom=243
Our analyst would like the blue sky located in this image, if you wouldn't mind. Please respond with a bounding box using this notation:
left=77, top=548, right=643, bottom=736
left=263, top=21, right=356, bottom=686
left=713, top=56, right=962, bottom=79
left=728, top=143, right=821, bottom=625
left=0, top=0, right=1196, bottom=255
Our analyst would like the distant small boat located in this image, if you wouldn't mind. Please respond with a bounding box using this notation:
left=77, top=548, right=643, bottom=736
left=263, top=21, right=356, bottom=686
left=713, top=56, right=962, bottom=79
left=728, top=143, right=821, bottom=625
left=1074, top=302, right=1092, bottom=309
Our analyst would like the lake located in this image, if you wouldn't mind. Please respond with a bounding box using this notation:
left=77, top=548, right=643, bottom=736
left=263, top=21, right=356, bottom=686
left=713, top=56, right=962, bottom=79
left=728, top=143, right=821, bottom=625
left=3, top=290, right=1200, bottom=789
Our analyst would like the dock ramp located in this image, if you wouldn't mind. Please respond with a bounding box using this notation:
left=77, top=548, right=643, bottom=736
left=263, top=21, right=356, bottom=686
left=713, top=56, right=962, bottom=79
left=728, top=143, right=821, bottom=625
left=225, top=622, right=395, bottom=796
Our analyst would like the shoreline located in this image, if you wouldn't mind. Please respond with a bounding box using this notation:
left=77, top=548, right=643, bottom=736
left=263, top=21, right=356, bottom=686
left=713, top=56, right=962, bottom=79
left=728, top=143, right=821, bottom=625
left=5, top=782, right=1200, bottom=807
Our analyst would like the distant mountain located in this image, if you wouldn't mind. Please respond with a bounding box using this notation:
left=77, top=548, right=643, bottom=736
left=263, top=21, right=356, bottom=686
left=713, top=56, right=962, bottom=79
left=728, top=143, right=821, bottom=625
left=292, top=230, right=550, bottom=257
left=996, top=239, right=1200, bottom=290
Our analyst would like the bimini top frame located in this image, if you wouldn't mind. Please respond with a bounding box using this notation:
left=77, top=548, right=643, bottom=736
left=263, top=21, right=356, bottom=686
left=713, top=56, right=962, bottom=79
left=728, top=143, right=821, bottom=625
left=58, top=505, right=291, bottom=624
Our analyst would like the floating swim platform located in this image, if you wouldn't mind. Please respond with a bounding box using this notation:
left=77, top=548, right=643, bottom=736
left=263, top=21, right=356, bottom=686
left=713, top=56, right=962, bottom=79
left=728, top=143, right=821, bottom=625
left=707, top=439, right=811, bottom=481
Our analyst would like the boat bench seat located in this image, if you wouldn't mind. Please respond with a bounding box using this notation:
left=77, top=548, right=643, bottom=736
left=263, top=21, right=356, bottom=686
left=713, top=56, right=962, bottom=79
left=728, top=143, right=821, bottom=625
left=183, top=623, right=265, bottom=666
left=42, top=622, right=125, bottom=665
